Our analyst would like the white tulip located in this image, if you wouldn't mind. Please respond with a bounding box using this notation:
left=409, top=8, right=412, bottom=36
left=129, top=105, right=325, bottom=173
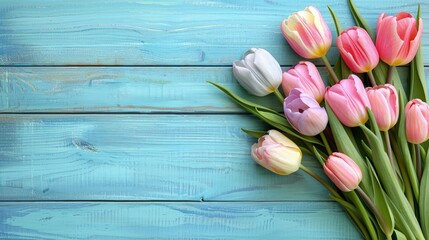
left=232, top=48, right=282, bottom=96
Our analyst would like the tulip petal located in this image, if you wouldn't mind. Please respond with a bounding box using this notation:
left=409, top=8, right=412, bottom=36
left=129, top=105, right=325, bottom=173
left=265, top=145, right=301, bottom=174
left=233, top=61, right=271, bottom=96
left=297, top=107, right=328, bottom=136
left=253, top=49, right=282, bottom=90
left=376, top=16, right=403, bottom=66
left=267, top=130, right=298, bottom=149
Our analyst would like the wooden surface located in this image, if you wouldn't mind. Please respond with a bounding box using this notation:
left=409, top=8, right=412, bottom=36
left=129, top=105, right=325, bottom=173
left=0, top=0, right=427, bottom=239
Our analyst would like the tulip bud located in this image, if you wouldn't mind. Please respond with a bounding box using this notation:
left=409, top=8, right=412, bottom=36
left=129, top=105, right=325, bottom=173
left=405, top=99, right=429, bottom=144
left=282, top=61, right=326, bottom=102
left=251, top=130, right=302, bottom=175
left=280, top=6, right=332, bottom=59
left=232, top=48, right=282, bottom=97
left=284, top=89, right=328, bottom=136
left=376, top=12, right=423, bottom=66
left=366, top=84, right=399, bottom=131
left=325, top=75, right=371, bottom=127
left=337, top=27, right=379, bottom=73
left=323, top=152, right=362, bottom=192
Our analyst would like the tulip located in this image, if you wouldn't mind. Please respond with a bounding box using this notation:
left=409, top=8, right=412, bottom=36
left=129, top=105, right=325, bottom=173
left=233, top=48, right=282, bottom=96
left=281, top=6, right=332, bottom=59
left=366, top=84, right=399, bottom=131
left=251, top=130, right=302, bottom=175
left=376, top=12, right=423, bottom=66
left=337, top=27, right=379, bottom=73
left=323, top=152, right=362, bottom=192
left=282, top=61, right=325, bottom=102
left=284, top=89, right=328, bottom=136
left=405, top=99, right=429, bottom=144
left=325, top=75, right=371, bottom=127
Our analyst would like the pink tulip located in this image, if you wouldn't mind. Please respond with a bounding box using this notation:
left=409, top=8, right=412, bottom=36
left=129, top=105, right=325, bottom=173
left=376, top=12, right=423, bottom=66
left=325, top=75, right=371, bottom=127
left=323, top=152, right=362, bottom=192
left=366, top=84, right=399, bottom=131
left=405, top=99, right=429, bottom=144
left=284, top=89, right=328, bottom=136
left=337, top=27, right=379, bottom=73
left=282, top=61, right=326, bottom=102
left=251, top=130, right=302, bottom=175
left=281, top=6, right=332, bottom=59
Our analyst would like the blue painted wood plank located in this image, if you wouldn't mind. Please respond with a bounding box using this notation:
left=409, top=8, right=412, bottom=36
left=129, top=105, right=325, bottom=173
left=0, top=202, right=361, bottom=239
left=0, top=114, right=331, bottom=201
left=0, top=66, right=422, bottom=113
left=0, top=0, right=426, bottom=65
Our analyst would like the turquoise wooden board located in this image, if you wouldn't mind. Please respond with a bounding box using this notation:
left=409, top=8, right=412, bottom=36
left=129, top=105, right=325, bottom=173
left=0, top=0, right=427, bottom=66
left=0, top=202, right=360, bottom=239
left=0, top=0, right=427, bottom=238
left=0, top=114, right=329, bottom=201
left=0, top=66, right=421, bottom=113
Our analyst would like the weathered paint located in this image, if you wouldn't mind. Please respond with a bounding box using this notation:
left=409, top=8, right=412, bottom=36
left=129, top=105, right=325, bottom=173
left=0, top=0, right=426, bottom=238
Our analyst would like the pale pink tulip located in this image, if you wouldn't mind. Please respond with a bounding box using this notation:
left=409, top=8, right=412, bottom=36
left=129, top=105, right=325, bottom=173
left=281, top=6, right=332, bottom=59
left=376, top=12, right=423, bottom=66
left=325, top=75, right=371, bottom=127
left=366, top=84, right=399, bottom=131
left=337, top=27, right=379, bottom=73
left=284, top=89, right=328, bottom=136
left=282, top=61, right=325, bottom=102
left=405, top=99, right=429, bottom=144
left=323, top=152, right=362, bottom=192
left=251, top=130, right=302, bottom=175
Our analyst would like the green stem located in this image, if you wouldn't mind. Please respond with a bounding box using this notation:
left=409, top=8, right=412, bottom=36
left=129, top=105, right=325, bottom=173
left=386, top=65, right=394, bottom=84
left=383, top=131, right=397, bottom=182
left=321, top=55, right=339, bottom=84
left=299, top=164, right=340, bottom=198
left=348, top=190, right=378, bottom=240
left=416, top=144, right=422, bottom=183
left=274, top=88, right=284, bottom=103
left=320, top=132, right=332, bottom=155
left=368, top=70, right=377, bottom=86
left=356, top=187, right=392, bottom=239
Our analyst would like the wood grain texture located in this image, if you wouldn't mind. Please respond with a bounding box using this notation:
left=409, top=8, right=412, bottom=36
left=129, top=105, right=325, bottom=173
left=1, top=0, right=427, bottom=238
left=0, top=66, right=423, bottom=113
left=0, top=0, right=427, bottom=66
left=0, top=202, right=361, bottom=239
left=0, top=114, right=330, bottom=201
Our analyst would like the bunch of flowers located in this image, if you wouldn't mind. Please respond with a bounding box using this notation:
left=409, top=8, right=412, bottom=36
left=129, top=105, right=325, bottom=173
left=210, top=1, right=428, bottom=239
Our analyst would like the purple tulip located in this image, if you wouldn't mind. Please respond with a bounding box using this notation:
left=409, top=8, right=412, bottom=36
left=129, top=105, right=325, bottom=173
left=284, top=88, right=328, bottom=136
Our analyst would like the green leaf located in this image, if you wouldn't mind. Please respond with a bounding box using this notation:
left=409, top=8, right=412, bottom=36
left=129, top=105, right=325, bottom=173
left=385, top=197, right=415, bottom=239
left=366, top=158, right=394, bottom=236
left=361, top=140, right=372, bottom=156
left=409, top=5, right=427, bottom=102
left=395, top=90, right=419, bottom=200
left=393, top=230, right=407, bottom=240
left=327, top=6, right=352, bottom=83
left=360, top=109, right=424, bottom=239
left=327, top=6, right=342, bottom=35
left=241, top=128, right=266, bottom=139
left=347, top=0, right=374, bottom=40
left=389, top=130, right=415, bottom=207
left=419, top=145, right=429, bottom=238
left=255, top=109, right=291, bottom=128
left=312, top=146, right=327, bottom=164
left=208, top=81, right=279, bottom=114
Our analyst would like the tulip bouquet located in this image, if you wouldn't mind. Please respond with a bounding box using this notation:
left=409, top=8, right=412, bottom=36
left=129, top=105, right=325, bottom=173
left=210, top=1, right=428, bottom=239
